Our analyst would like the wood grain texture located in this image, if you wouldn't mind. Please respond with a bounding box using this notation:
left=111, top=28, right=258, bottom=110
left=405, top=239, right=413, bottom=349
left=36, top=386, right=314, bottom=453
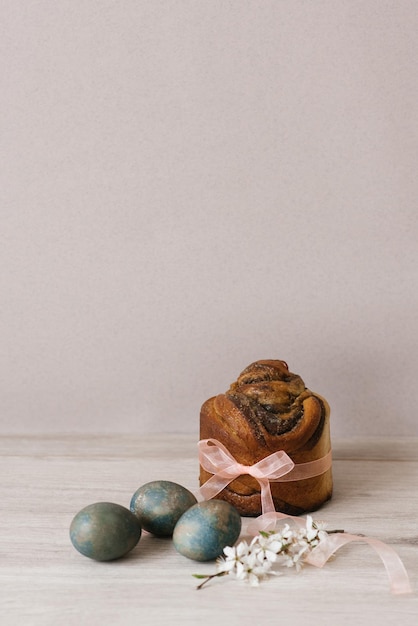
left=1, top=435, right=417, bottom=626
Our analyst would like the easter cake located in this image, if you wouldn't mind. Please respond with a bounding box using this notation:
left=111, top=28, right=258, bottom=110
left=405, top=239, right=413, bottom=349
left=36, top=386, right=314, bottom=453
left=199, top=359, right=332, bottom=516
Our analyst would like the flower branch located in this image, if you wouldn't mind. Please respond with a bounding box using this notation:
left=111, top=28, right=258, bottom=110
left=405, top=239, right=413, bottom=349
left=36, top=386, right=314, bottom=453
left=194, top=516, right=341, bottom=589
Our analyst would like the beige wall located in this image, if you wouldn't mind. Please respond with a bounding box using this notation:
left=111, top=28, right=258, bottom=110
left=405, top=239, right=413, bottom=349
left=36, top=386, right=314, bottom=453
left=2, top=1, right=418, bottom=436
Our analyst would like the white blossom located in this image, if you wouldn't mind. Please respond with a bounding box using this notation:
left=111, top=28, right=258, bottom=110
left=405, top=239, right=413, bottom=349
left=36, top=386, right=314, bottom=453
left=194, top=515, right=334, bottom=589
left=216, top=541, right=249, bottom=575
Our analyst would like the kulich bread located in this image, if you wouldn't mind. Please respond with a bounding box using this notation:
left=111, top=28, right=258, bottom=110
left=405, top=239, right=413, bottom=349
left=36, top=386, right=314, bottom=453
left=199, top=360, right=332, bottom=516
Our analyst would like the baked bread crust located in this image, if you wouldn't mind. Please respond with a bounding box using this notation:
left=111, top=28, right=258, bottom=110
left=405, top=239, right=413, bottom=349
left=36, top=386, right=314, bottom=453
left=199, top=360, right=332, bottom=516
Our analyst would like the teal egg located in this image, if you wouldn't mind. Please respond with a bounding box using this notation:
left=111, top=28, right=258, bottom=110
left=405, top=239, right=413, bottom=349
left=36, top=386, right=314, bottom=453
left=172, top=500, right=242, bottom=561
left=130, top=480, right=197, bottom=537
left=70, top=502, right=142, bottom=561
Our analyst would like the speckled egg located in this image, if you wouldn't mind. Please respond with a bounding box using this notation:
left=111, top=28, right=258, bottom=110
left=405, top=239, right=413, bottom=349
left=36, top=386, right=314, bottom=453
left=172, top=499, right=242, bottom=561
left=130, top=480, right=197, bottom=536
left=70, top=502, right=142, bottom=561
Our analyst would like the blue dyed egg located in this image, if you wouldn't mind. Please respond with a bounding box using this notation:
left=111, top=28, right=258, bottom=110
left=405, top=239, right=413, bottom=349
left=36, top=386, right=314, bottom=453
left=70, top=502, right=142, bottom=561
left=173, top=500, right=242, bottom=561
left=130, top=480, right=197, bottom=537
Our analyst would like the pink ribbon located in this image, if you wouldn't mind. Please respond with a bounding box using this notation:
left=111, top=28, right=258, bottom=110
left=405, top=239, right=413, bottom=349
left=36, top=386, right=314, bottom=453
left=198, top=438, right=413, bottom=596
left=198, top=438, right=332, bottom=515
left=306, top=532, right=412, bottom=595
left=246, top=511, right=412, bottom=595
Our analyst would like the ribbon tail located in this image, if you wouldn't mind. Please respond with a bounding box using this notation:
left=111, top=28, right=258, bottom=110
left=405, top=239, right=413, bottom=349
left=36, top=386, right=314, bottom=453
left=306, top=533, right=412, bottom=596
left=199, top=475, right=276, bottom=515
left=259, top=478, right=276, bottom=516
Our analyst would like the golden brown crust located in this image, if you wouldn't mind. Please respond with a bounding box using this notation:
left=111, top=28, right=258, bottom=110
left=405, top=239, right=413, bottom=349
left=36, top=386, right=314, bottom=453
left=199, top=360, right=332, bottom=516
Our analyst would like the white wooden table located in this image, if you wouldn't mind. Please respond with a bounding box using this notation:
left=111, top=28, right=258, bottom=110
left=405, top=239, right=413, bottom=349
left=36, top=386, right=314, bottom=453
left=1, top=434, right=417, bottom=626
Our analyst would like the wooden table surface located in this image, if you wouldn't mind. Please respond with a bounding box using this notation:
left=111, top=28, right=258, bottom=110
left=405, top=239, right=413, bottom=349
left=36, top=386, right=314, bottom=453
left=1, top=434, right=417, bottom=626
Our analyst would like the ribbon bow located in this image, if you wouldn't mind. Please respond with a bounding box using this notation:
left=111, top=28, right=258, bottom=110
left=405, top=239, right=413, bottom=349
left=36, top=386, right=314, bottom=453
left=198, top=438, right=295, bottom=514
left=198, top=438, right=332, bottom=516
